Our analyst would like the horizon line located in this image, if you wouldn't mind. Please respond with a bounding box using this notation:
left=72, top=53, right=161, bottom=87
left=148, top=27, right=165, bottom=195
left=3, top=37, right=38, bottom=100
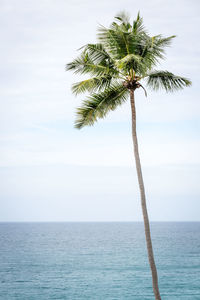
left=0, top=220, right=199, bottom=223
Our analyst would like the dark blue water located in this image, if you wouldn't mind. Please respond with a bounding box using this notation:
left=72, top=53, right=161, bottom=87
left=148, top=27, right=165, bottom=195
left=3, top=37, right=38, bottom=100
left=0, top=222, right=199, bottom=299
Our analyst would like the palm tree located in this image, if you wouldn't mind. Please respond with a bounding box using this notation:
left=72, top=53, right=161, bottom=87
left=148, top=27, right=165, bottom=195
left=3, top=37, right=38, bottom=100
left=66, top=12, right=191, bottom=300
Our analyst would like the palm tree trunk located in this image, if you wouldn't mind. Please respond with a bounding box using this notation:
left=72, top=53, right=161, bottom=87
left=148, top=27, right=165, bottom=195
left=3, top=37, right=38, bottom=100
left=130, top=89, right=161, bottom=300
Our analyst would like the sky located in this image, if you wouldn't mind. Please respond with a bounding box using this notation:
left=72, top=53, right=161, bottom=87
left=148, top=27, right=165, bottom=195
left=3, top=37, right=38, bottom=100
left=0, top=0, right=200, bottom=221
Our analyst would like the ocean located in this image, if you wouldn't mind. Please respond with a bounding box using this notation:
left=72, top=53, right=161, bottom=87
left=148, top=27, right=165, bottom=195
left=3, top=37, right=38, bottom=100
left=0, top=222, right=199, bottom=299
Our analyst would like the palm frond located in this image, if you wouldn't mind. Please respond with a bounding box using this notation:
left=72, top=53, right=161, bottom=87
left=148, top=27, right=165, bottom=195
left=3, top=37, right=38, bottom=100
left=141, top=35, right=176, bottom=65
left=116, top=53, right=142, bottom=68
left=155, top=35, right=176, bottom=48
left=145, top=71, right=192, bottom=92
left=75, top=84, right=128, bottom=129
left=133, top=34, right=176, bottom=75
left=115, top=53, right=147, bottom=75
left=66, top=51, right=115, bottom=77
left=132, top=12, right=145, bottom=34
left=98, top=25, right=130, bottom=59
left=71, top=75, right=113, bottom=95
left=81, top=43, right=112, bottom=64
left=114, top=11, right=130, bottom=24
left=141, top=35, right=176, bottom=61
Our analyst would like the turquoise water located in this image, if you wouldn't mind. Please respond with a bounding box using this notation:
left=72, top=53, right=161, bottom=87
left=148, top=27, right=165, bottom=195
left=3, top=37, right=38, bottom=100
left=0, top=222, right=199, bottom=299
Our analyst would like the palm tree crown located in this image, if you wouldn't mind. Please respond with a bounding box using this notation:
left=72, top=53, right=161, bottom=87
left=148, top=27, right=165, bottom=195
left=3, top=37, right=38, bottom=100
left=66, top=12, right=191, bottom=129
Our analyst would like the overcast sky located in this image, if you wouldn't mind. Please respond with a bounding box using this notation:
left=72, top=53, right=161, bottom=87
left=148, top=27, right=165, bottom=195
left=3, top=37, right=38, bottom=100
left=0, top=0, right=199, bottom=221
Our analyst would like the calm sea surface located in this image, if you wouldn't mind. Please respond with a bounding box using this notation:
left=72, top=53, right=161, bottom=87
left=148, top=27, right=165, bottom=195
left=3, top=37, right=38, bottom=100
left=0, top=222, right=199, bottom=299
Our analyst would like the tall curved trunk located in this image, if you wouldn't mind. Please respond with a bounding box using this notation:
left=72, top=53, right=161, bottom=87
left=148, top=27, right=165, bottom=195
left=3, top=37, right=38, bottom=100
left=130, top=90, right=161, bottom=300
